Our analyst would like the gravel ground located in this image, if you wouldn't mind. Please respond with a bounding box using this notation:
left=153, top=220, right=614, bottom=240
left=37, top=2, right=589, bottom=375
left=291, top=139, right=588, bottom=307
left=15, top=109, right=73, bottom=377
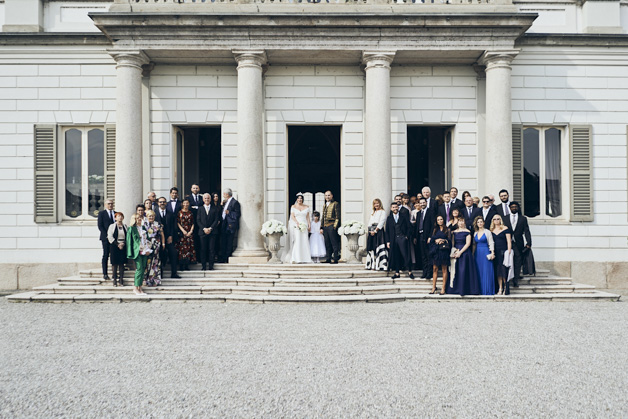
left=1, top=298, right=627, bottom=418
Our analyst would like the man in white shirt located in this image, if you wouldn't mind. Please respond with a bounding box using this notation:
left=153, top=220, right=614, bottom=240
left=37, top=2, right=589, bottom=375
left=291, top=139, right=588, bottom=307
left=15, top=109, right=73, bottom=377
left=449, top=187, right=464, bottom=211
left=421, top=186, right=437, bottom=216
left=504, top=201, right=532, bottom=287
left=97, top=199, right=115, bottom=280
left=495, top=189, right=511, bottom=218
left=481, top=195, right=497, bottom=226
left=220, top=188, right=240, bottom=263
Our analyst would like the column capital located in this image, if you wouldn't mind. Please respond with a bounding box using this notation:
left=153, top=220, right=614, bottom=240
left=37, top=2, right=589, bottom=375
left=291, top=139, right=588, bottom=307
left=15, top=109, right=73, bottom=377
left=479, top=50, right=519, bottom=71
left=108, top=49, right=150, bottom=70
left=233, top=50, right=267, bottom=70
left=362, top=51, right=395, bottom=70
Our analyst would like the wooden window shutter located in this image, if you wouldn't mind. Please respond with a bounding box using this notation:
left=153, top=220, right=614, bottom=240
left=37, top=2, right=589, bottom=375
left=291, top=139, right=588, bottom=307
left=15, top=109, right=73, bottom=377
left=104, top=124, right=116, bottom=202
left=570, top=125, right=593, bottom=222
left=512, top=124, right=524, bottom=209
left=34, top=125, right=57, bottom=223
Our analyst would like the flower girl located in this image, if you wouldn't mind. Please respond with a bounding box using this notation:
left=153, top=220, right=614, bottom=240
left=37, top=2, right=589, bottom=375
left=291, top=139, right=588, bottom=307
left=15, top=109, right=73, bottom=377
left=309, top=211, right=326, bottom=263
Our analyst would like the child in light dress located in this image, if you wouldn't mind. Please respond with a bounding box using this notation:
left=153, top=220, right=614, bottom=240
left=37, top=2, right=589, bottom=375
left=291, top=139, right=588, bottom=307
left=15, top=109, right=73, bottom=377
left=309, top=211, right=326, bottom=263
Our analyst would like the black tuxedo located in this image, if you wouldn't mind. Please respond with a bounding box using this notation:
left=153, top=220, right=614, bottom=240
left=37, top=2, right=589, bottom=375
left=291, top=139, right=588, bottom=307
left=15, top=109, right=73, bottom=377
left=449, top=198, right=464, bottom=212
left=220, top=198, right=240, bottom=263
left=495, top=201, right=512, bottom=218
left=423, top=197, right=438, bottom=216
left=398, top=205, right=411, bottom=221
left=166, top=199, right=182, bottom=216
left=415, top=208, right=435, bottom=278
left=385, top=212, right=412, bottom=272
left=504, top=213, right=532, bottom=283
left=481, top=206, right=498, bottom=227
left=197, top=205, right=220, bottom=269
left=187, top=194, right=203, bottom=214
left=155, top=208, right=179, bottom=277
left=462, top=206, right=482, bottom=230
left=97, top=209, right=115, bottom=277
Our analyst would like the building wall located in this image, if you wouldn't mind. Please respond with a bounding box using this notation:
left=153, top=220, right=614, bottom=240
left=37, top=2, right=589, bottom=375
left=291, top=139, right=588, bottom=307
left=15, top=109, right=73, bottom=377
left=511, top=47, right=628, bottom=264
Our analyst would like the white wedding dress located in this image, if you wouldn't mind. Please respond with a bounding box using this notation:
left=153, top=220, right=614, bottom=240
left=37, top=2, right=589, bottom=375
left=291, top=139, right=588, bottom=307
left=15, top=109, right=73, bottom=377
left=281, top=206, right=312, bottom=264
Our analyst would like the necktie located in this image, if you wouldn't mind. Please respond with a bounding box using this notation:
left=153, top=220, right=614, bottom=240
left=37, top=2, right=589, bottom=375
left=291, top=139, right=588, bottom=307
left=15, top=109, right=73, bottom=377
left=446, top=204, right=450, bottom=223
left=468, top=207, right=472, bottom=216
left=109, top=210, right=113, bottom=221
left=504, top=203, right=510, bottom=216
left=419, top=210, right=424, bottom=230
left=161, top=210, right=165, bottom=218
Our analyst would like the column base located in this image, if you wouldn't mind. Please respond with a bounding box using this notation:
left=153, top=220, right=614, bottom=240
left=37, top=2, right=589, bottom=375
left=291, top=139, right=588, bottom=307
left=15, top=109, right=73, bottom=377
left=230, top=249, right=270, bottom=264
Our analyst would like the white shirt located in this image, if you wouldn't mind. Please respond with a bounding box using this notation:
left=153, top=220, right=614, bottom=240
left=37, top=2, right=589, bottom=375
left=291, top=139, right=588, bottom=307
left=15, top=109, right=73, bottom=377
left=160, top=209, right=166, bottom=219
left=467, top=207, right=473, bottom=216
left=394, top=213, right=399, bottom=223
left=204, top=204, right=211, bottom=215
left=502, top=202, right=511, bottom=216
left=170, top=200, right=177, bottom=212
left=222, top=197, right=232, bottom=220
left=368, top=209, right=386, bottom=230
left=482, top=208, right=489, bottom=219
left=510, top=213, right=518, bottom=229
left=425, top=198, right=430, bottom=209
left=325, top=201, right=330, bottom=207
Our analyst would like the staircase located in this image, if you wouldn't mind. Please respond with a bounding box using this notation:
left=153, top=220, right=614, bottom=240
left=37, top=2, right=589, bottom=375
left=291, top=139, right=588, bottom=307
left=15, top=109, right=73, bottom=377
left=7, top=263, right=620, bottom=303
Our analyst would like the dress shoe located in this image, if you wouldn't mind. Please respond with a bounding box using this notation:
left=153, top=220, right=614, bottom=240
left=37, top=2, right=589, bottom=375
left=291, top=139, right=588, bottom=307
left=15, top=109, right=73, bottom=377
left=391, top=273, right=400, bottom=279
left=321, top=260, right=331, bottom=264
left=201, top=265, right=207, bottom=271
left=331, top=259, right=338, bottom=264
left=171, top=274, right=181, bottom=279
left=408, top=272, right=415, bottom=279
left=103, top=275, right=110, bottom=280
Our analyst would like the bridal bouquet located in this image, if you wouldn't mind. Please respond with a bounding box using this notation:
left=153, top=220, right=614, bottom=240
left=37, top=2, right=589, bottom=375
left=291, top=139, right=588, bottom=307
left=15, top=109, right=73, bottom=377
left=260, top=220, right=288, bottom=236
left=338, top=220, right=366, bottom=236
left=296, top=222, right=308, bottom=232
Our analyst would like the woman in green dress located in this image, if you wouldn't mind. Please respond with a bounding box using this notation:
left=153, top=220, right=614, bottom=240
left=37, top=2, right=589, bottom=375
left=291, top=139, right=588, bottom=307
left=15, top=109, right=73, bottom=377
left=127, top=213, right=151, bottom=296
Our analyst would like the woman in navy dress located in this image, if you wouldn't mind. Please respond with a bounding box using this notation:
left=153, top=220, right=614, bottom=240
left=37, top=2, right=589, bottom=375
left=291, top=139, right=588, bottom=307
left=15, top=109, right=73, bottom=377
left=427, top=215, right=451, bottom=295
left=490, top=214, right=512, bottom=295
left=447, top=218, right=481, bottom=296
left=473, top=216, right=495, bottom=295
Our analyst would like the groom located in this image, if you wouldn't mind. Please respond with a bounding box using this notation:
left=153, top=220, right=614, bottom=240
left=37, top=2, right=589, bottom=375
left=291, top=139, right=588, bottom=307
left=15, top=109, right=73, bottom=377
left=320, top=190, right=340, bottom=264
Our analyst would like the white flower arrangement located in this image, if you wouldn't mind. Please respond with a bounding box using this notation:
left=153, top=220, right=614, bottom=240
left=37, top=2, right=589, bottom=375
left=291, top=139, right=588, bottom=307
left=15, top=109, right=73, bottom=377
left=260, top=219, right=288, bottom=237
left=337, top=220, right=366, bottom=236
left=296, top=222, right=307, bottom=232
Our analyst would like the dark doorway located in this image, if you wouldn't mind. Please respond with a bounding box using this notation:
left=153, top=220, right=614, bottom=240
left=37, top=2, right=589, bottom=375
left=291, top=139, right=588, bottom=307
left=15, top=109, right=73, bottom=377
left=175, top=126, right=221, bottom=197
left=407, top=126, right=452, bottom=198
left=288, top=126, right=341, bottom=212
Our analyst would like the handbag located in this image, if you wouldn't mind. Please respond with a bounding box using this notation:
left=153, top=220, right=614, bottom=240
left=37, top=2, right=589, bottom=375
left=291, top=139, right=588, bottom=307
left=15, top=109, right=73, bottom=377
left=368, top=224, right=378, bottom=233
left=438, top=240, right=449, bottom=250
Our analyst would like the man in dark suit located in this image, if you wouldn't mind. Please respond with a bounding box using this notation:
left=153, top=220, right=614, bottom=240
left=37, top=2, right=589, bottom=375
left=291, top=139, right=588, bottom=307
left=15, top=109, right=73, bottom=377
left=480, top=195, right=498, bottom=226
left=197, top=193, right=220, bottom=270
left=504, top=201, right=531, bottom=287
left=462, top=196, right=482, bottom=230
left=414, top=197, right=435, bottom=279
left=220, top=188, right=241, bottom=263
left=438, top=191, right=454, bottom=225
left=385, top=202, right=414, bottom=279
left=156, top=196, right=180, bottom=278
left=166, top=187, right=182, bottom=216
left=394, top=195, right=410, bottom=221
left=421, top=186, right=438, bottom=216
left=97, top=199, right=115, bottom=280
left=495, top=189, right=511, bottom=218
left=449, top=187, right=465, bottom=212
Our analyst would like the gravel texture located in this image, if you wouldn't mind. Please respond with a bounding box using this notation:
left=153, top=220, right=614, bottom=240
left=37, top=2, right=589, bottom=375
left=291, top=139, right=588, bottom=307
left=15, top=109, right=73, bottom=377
left=1, top=297, right=627, bottom=418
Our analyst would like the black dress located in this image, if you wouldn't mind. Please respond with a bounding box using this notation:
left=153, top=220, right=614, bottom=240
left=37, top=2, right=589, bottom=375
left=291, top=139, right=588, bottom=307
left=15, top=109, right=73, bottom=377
left=492, top=228, right=511, bottom=294
left=428, top=228, right=451, bottom=266
left=109, top=225, right=128, bottom=265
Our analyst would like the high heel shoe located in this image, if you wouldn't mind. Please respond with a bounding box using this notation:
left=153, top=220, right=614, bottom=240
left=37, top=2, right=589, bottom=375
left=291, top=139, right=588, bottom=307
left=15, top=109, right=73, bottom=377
left=429, top=288, right=436, bottom=294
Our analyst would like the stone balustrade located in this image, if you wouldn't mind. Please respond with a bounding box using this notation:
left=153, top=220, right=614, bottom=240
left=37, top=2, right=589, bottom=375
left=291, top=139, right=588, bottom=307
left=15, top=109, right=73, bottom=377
left=117, top=0, right=512, bottom=5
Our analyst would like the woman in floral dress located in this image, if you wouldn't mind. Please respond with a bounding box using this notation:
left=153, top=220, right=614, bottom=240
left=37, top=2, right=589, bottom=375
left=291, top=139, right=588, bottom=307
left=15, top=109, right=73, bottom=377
left=144, top=210, right=165, bottom=287
left=176, top=199, right=196, bottom=270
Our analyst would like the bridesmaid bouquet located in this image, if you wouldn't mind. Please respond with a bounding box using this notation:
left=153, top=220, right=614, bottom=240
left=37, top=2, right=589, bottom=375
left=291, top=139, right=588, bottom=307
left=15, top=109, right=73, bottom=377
left=338, top=220, right=366, bottom=236
left=260, top=220, right=288, bottom=236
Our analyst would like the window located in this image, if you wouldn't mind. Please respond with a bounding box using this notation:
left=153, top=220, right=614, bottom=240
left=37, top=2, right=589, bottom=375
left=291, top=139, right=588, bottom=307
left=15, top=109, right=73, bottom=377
left=522, top=127, right=564, bottom=219
left=62, top=127, right=106, bottom=219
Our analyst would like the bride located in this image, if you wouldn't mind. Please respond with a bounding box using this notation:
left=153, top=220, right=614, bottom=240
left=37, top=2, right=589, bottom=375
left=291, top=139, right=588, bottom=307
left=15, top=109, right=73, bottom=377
left=281, top=194, right=312, bottom=264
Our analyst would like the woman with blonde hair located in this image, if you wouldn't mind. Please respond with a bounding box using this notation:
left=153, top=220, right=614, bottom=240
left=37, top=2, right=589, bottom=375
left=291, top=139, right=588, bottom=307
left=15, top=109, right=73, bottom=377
left=126, top=214, right=150, bottom=295
left=473, top=216, right=495, bottom=295
left=365, top=198, right=388, bottom=271
left=490, top=214, right=512, bottom=295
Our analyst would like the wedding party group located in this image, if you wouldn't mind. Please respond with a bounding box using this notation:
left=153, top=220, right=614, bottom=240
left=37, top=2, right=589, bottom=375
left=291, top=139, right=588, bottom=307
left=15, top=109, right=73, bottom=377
left=97, top=186, right=240, bottom=295
left=364, top=187, right=533, bottom=296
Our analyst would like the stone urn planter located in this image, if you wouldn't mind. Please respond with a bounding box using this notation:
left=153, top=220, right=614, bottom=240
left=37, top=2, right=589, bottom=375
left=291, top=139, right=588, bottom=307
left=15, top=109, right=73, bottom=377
left=338, top=220, right=366, bottom=265
left=345, top=233, right=361, bottom=264
left=260, top=219, right=288, bottom=264
left=267, top=232, right=283, bottom=264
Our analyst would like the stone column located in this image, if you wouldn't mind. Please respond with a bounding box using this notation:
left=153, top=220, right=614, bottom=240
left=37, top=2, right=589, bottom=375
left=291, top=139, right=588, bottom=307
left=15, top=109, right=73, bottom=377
left=109, top=50, right=149, bottom=220
left=363, top=52, right=395, bottom=215
left=480, top=50, right=518, bottom=197
left=230, top=50, right=269, bottom=263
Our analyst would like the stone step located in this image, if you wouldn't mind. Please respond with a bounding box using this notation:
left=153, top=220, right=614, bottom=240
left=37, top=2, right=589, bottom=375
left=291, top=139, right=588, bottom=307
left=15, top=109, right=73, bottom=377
left=7, top=290, right=621, bottom=303
left=78, top=269, right=389, bottom=280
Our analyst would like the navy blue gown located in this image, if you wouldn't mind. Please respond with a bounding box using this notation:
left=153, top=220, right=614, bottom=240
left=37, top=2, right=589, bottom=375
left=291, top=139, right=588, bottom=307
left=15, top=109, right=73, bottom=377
left=446, top=231, right=481, bottom=296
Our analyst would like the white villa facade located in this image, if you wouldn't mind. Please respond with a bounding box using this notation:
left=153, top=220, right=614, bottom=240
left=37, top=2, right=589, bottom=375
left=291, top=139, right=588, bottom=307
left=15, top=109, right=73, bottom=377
left=0, top=0, right=627, bottom=289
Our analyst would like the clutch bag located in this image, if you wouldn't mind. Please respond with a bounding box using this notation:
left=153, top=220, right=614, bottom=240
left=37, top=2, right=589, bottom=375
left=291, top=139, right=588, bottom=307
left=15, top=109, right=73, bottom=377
left=368, top=224, right=378, bottom=233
